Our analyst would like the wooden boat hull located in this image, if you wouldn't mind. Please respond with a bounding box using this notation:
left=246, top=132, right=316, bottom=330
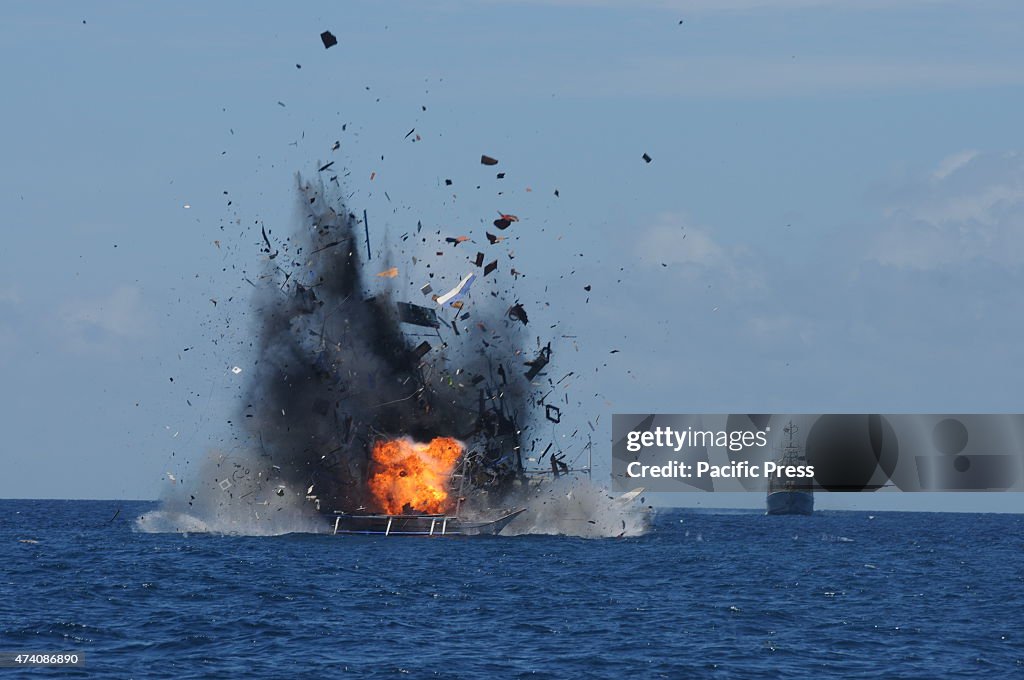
left=332, top=508, right=526, bottom=536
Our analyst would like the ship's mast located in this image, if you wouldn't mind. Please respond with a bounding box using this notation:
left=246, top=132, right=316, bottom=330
left=781, top=420, right=803, bottom=466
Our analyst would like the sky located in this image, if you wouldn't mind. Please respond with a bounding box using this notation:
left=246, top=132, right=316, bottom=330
left=2, top=1, right=1023, bottom=511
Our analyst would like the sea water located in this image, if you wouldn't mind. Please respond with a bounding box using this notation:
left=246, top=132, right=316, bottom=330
left=1, top=500, right=1021, bottom=678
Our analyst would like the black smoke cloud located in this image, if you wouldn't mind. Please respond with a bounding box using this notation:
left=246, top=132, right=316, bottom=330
left=240, top=176, right=538, bottom=514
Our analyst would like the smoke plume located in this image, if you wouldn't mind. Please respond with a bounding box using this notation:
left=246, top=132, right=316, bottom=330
left=138, top=172, right=650, bottom=538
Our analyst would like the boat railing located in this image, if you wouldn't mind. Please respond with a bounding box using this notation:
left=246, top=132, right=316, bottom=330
left=331, top=513, right=453, bottom=537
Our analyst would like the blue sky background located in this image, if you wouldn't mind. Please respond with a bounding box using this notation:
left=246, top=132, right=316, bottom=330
left=2, top=1, right=1023, bottom=510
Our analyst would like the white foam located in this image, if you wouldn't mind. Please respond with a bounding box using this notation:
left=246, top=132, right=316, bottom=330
left=503, top=477, right=654, bottom=538
left=135, top=450, right=328, bottom=536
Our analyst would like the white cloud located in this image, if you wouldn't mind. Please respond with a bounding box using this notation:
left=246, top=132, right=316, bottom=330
left=59, top=285, right=151, bottom=352
left=747, top=314, right=817, bottom=346
left=872, top=151, right=1024, bottom=269
left=567, top=57, right=1024, bottom=99
left=634, top=216, right=726, bottom=268
left=931, top=149, right=979, bottom=181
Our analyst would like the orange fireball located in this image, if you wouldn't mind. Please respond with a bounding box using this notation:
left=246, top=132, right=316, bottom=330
left=367, top=437, right=463, bottom=514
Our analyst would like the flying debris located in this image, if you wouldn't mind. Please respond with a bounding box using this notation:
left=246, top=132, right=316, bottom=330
left=261, top=225, right=278, bottom=259
left=524, top=343, right=552, bottom=380
left=153, top=154, right=642, bottom=539
left=320, top=31, right=338, bottom=49
left=397, top=302, right=440, bottom=328
left=436, top=272, right=476, bottom=307
left=507, top=303, right=529, bottom=325
left=480, top=155, right=499, bottom=166
left=411, top=341, right=432, bottom=360
left=642, top=152, right=652, bottom=163
left=494, top=213, right=518, bottom=229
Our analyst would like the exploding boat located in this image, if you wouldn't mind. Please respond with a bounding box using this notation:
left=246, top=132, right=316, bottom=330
left=242, top=181, right=601, bottom=535
left=326, top=409, right=590, bottom=536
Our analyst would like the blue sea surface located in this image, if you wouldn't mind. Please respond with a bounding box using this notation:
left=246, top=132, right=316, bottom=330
left=1, top=500, right=1021, bottom=678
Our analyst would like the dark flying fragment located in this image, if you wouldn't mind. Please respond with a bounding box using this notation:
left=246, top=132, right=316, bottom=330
left=474, top=252, right=484, bottom=267
left=642, top=152, right=652, bottom=163
left=363, top=209, right=371, bottom=260
left=312, top=240, right=341, bottom=254
left=481, top=155, right=499, bottom=166
left=411, top=341, right=432, bottom=361
left=507, top=303, right=529, bottom=325
left=261, top=225, right=278, bottom=259
left=318, top=161, right=334, bottom=172
left=494, top=218, right=512, bottom=230
left=483, top=260, right=497, bottom=276
left=397, top=302, right=440, bottom=328
left=524, top=343, right=552, bottom=380
left=545, top=404, right=561, bottom=424
left=445, top=179, right=453, bottom=186
left=405, top=128, right=415, bottom=139
left=486, top=232, right=502, bottom=244
left=540, top=442, right=553, bottom=462
left=321, top=31, right=338, bottom=49
left=497, top=172, right=505, bottom=179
